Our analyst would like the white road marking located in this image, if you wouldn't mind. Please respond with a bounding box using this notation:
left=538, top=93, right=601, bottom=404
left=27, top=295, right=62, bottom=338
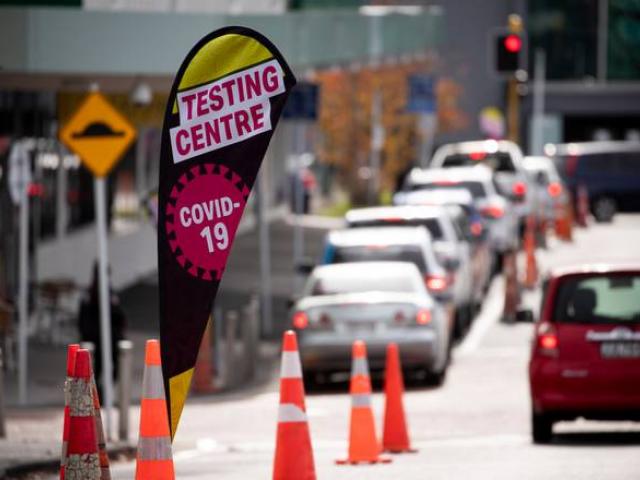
left=457, top=277, right=504, bottom=357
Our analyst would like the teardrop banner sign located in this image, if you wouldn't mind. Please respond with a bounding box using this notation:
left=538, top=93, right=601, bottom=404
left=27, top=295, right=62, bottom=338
left=158, top=26, right=296, bottom=438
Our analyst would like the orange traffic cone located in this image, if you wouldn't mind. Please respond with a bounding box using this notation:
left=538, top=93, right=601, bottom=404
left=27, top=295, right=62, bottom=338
left=382, top=343, right=416, bottom=453
left=135, top=340, right=175, bottom=480
left=60, top=343, right=79, bottom=480
left=65, top=348, right=101, bottom=479
left=273, top=331, right=316, bottom=480
left=90, top=375, right=111, bottom=479
left=336, top=340, right=391, bottom=465
left=523, top=216, right=539, bottom=289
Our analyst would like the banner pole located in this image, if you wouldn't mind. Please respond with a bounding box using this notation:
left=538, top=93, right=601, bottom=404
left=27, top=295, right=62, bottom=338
left=94, top=176, right=114, bottom=440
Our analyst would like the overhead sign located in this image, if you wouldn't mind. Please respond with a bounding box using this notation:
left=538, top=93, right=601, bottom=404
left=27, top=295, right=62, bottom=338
left=59, top=92, right=136, bottom=177
left=407, top=75, right=437, bottom=114
left=8, top=140, right=31, bottom=206
left=157, top=26, right=296, bottom=439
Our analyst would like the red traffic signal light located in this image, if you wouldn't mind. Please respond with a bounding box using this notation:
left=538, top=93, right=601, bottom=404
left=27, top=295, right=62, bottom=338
left=504, top=34, right=522, bottom=53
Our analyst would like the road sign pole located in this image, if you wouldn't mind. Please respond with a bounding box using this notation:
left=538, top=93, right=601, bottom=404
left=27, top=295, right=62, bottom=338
left=256, top=173, right=273, bottom=336
left=17, top=168, right=29, bottom=406
left=94, top=177, right=114, bottom=440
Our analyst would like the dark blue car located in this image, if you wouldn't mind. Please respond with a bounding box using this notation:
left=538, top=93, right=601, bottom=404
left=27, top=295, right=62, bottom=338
left=551, top=141, right=640, bottom=222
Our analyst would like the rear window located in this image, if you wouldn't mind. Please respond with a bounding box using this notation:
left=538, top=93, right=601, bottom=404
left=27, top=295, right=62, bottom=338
left=331, top=245, right=428, bottom=273
left=554, top=274, right=640, bottom=324
left=349, top=218, right=443, bottom=240
left=441, top=152, right=515, bottom=172
left=308, top=272, right=418, bottom=296
left=409, top=181, right=487, bottom=199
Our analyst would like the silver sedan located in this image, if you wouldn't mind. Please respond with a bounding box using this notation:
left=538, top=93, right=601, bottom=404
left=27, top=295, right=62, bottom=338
left=291, top=261, right=451, bottom=385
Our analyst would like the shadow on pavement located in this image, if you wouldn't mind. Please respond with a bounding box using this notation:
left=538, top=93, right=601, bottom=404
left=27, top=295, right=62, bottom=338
left=551, top=430, right=640, bottom=446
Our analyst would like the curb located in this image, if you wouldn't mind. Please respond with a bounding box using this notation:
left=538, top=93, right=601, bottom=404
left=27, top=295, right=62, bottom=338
left=1, top=443, right=136, bottom=479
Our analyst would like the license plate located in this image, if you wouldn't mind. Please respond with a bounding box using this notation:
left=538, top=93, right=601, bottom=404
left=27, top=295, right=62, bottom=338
left=348, top=322, right=376, bottom=333
left=600, top=342, right=640, bottom=358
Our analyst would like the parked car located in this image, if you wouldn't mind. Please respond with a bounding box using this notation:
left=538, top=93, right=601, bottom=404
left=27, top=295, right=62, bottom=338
left=523, top=155, right=568, bottom=224
left=321, top=226, right=453, bottom=305
left=393, top=188, right=492, bottom=295
left=399, top=166, right=518, bottom=264
left=430, top=139, right=533, bottom=233
left=345, top=205, right=475, bottom=336
left=526, top=264, right=640, bottom=444
left=549, top=141, right=640, bottom=222
left=291, top=261, right=451, bottom=385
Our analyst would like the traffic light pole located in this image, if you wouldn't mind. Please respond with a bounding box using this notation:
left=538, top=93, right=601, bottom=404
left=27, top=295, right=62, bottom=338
left=506, top=76, right=520, bottom=144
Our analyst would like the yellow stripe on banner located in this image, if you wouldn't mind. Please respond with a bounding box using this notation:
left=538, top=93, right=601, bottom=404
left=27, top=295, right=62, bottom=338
left=169, top=368, right=194, bottom=439
left=171, top=34, right=274, bottom=114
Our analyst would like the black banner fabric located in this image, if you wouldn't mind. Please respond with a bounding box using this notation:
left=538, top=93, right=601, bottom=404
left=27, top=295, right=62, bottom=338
left=157, top=26, right=296, bottom=437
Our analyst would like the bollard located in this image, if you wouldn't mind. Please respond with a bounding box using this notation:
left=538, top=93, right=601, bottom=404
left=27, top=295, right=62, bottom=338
left=224, top=310, right=239, bottom=389
left=242, top=296, right=259, bottom=381
left=117, top=340, right=133, bottom=442
left=0, top=347, right=5, bottom=438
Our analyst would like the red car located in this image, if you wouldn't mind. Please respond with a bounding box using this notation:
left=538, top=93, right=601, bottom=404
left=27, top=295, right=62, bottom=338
left=527, top=264, right=640, bottom=443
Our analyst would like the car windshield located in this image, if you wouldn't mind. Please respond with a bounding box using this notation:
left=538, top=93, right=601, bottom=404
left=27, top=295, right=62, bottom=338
left=308, top=270, right=419, bottom=296
left=331, top=245, right=428, bottom=273
left=554, top=274, right=640, bottom=324
left=441, top=152, right=515, bottom=172
left=410, top=181, right=487, bottom=199
left=350, top=218, right=443, bottom=240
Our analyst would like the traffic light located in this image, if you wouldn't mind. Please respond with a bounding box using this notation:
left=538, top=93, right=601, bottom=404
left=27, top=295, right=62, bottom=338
left=495, top=33, right=522, bottom=74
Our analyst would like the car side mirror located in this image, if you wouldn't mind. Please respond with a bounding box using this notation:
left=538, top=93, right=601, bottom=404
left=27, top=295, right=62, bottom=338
left=295, top=257, right=315, bottom=275
left=515, top=309, right=535, bottom=323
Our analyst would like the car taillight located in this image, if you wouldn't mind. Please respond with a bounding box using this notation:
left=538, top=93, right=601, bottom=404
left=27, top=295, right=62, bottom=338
left=536, top=322, right=558, bottom=357
left=481, top=205, right=504, bottom=218
left=469, top=151, right=487, bottom=161
left=547, top=182, right=562, bottom=197
left=292, top=311, right=309, bottom=329
left=470, top=221, right=483, bottom=236
left=416, top=309, right=432, bottom=325
left=512, top=181, right=527, bottom=197
left=425, top=274, right=448, bottom=292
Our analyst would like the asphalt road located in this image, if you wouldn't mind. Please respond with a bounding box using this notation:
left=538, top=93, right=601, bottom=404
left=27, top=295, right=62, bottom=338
left=51, top=215, right=640, bottom=479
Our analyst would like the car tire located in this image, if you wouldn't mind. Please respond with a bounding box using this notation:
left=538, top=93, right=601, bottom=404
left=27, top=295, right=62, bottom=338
left=532, top=411, right=553, bottom=444
left=424, top=366, right=447, bottom=387
left=592, top=196, right=616, bottom=223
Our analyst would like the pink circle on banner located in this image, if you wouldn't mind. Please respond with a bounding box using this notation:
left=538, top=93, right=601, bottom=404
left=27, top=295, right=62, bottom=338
left=166, top=164, right=247, bottom=281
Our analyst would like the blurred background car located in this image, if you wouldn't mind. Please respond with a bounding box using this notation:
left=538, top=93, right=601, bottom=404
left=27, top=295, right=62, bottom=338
left=399, top=165, right=518, bottom=268
left=345, top=205, right=478, bottom=337
left=548, top=141, right=640, bottom=222
left=291, top=261, right=450, bottom=385
left=430, top=139, right=532, bottom=234
left=523, top=155, right=568, bottom=225
left=321, top=226, right=453, bottom=307
left=526, top=265, right=640, bottom=444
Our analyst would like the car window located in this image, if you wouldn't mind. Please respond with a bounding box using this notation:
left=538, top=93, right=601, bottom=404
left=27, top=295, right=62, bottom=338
left=308, top=271, right=420, bottom=296
left=441, top=152, right=515, bottom=172
left=331, top=245, right=428, bottom=273
left=349, top=218, right=443, bottom=240
left=554, top=274, right=640, bottom=324
left=409, top=181, right=487, bottom=198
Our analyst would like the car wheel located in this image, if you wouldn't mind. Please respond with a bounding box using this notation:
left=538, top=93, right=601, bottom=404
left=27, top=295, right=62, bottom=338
left=532, top=411, right=553, bottom=444
left=592, top=196, right=616, bottom=223
left=423, top=366, right=447, bottom=387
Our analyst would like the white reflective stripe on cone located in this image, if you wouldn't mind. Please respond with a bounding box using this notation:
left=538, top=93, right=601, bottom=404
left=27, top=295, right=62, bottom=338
left=278, top=403, right=307, bottom=423
left=137, top=436, right=173, bottom=460
left=351, top=393, right=371, bottom=408
left=280, top=351, right=302, bottom=379
left=351, top=357, right=369, bottom=377
left=66, top=453, right=101, bottom=479
left=141, top=365, right=166, bottom=400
